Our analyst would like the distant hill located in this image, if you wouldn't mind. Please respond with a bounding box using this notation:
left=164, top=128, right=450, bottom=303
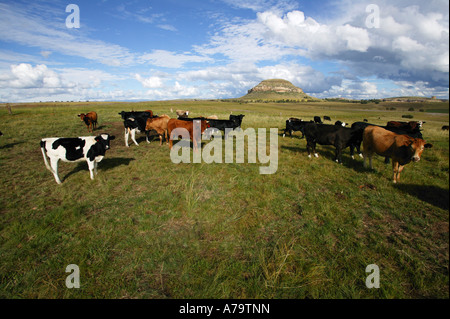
left=383, top=96, right=444, bottom=103
left=239, top=79, right=318, bottom=101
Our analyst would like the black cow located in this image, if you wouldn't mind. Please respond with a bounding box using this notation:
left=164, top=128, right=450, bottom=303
left=283, top=118, right=312, bottom=138
left=324, top=116, right=332, bottom=121
left=207, top=115, right=245, bottom=139
left=119, top=111, right=154, bottom=147
left=314, top=116, right=323, bottom=124
left=229, top=114, right=245, bottom=129
left=303, top=123, right=362, bottom=163
left=40, top=134, right=115, bottom=184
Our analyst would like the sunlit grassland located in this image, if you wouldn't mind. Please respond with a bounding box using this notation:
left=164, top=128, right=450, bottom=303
left=0, top=100, right=448, bottom=299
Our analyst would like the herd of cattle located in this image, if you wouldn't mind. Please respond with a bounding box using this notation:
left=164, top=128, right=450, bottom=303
left=38, top=109, right=445, bottom=185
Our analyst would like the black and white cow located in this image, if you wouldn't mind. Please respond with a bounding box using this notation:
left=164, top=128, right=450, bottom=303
left=119, top=111, right=153, bottom=147
left=40, top=134, right=115, bottom=184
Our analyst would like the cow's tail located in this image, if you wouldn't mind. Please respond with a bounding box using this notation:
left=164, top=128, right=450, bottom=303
left=40, top=140, right=53, bottom=173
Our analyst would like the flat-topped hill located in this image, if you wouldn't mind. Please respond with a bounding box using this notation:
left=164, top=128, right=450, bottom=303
left=240, top=79, right=317, bottom=101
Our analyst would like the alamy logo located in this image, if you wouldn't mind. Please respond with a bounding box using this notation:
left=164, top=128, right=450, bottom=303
left=365, top=264, right=380, bottom=289
left=366, top=4, right=380, bottom=29
left=169, top=121, right=279, bottom=175
left=65, top=264, right=80, bottom=289
left=66, top=4, right=80, bottom=29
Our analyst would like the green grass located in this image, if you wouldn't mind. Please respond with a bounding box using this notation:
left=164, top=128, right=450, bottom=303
left=0, top=100, right=448, bottom=299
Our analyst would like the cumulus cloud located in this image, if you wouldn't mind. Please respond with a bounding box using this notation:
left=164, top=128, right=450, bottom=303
left=135, top=74, right=164, bottom=88
left=7, top=64, right=62, bottom=89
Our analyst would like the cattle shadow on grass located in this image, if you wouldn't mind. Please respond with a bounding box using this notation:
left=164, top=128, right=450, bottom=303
left=62, top=157, right=135, bottom=182
left=0, top=141, right=23, bottom=150
left=394, top=184, right=449, bottom=210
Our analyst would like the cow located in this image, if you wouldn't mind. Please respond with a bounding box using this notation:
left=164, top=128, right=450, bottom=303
left=386, top=121, right=424, bottom=133
left=335, top=121, right=348, bottom=127
left=119, top=111, right=154, bottom=147
left=283, top=118, right=312, bottom=138
left=0, top=131, right=3, bottom=136
left=324, top=116, right=332, bottom=121
left=78, top=112, right=98, bottom=133
left=145, top=115, right=171, bottom=146
left=228, top=114, right=245, bottom=129
left=176, top=110, right=189, bottom=118
left=314, top=116, right=322, bottom=124
left=351, top=121, right=424, bottom=163
left=167, top=119, right=209, bottom=152
left=363, top=125, right=433, bottom=183
left=207, top=115, right=245, bottom=139
left=40, top=134, right=115, bottom=184
left=442, top=125, right=449, bottom=131
left=303, top=123, right=362, bottom=163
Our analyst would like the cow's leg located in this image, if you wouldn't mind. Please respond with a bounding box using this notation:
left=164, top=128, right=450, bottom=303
left=335, top=146, right=342, bottom=164
left=146, top=131, right=151, bottom=144
left=397, top=165, right=405, bottom=183
left=94, top=161, right=98, bottom=176
left=125, top=128, right=130, bottom=147
left=87, top=161, right=95, bottom=180
left=363, top=152, right=373, bottom=169
left=306, top=140, right=312, bottom=158
left=50, top=158, right=62, bottom=184
left=313, top=142, right=319, bottom=158
left=131, top=129, right=139, bottom=146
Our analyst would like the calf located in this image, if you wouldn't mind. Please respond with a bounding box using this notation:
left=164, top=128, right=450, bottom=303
left=40, top=134, right=115, bottom=184
left=303, top=123, right=362, bottom=163
left=363, top=125, right=432, bottom=183
left=78, top=112, right=98, bottom=133
left=119, top=111, right=154, bottom=147
left=145, top=115, right=171, bottom=146
left=167, top=119, right=209, bottom=152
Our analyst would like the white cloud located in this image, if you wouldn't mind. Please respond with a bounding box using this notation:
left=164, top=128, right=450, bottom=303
left=135, top=74, right=164, bottom=88
left=138, top=50, right=212, bottom=68
left=0, top=3, right=135, bottom=67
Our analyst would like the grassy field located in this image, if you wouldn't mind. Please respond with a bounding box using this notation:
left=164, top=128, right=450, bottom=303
left=0, top=100, right=448, bottom=299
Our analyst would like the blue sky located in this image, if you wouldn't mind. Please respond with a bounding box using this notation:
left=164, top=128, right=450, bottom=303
left=0, top=0, right=448, bottom=102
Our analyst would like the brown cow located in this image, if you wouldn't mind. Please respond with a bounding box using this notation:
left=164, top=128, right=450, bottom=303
left=167, top=118, right=208, bottom=152
left=78, top=112, right=98, bottom=132
left=363, top=125, right=433, bottom=183
left=145, top=115, right=171, bottom=146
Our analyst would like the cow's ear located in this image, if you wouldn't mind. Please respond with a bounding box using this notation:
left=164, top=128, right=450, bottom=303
left=425, top=143, right=433, bottom=149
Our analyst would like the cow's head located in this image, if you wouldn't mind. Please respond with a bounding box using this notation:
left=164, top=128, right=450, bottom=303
left=95, top=134, right=116, bottom=150
left=78, top=113, right=86, bottom=120
left=409, top=139, right=433, bottom=162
